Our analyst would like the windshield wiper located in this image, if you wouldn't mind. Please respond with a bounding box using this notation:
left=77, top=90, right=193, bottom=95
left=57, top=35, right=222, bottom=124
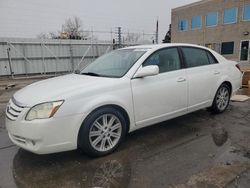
left=81, top=72, right=101, bottom=77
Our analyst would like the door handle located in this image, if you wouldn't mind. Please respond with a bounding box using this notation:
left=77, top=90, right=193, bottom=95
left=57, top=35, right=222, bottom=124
left=177, top=77, right=186, bottom=82
left=213, top=71, right=220, bottom=75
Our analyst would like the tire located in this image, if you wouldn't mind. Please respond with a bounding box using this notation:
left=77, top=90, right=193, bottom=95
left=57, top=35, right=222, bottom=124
left=210, top=83, right=231, bottom=114
left=78, top=107, right=127, bottom=157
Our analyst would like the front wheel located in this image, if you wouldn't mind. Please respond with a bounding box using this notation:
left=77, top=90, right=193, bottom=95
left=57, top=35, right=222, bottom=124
left=210, top=84, right=231, bottom=114
left=78, top=107, right=127, bottom=157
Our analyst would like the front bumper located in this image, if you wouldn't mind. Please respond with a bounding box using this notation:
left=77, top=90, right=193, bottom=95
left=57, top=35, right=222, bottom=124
left=6, top=109, right=85, bottom=154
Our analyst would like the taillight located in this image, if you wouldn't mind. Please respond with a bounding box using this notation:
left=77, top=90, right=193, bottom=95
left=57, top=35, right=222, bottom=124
left=235, top=64, right=241, bottom=72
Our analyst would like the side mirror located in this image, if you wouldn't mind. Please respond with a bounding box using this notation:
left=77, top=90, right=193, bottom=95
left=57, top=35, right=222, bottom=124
left=134, top=65, right=159, bottom=78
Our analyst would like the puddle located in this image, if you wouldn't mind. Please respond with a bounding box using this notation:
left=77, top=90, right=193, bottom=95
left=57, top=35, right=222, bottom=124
left=13, top=149, right=131, bottom=188
left=211, top=126, right=228, bottom=147
left=244, top=151, right=250, bottom=159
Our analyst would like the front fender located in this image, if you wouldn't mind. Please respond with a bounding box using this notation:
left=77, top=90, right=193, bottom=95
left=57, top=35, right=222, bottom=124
left=76, top=93, right=135, bottom=133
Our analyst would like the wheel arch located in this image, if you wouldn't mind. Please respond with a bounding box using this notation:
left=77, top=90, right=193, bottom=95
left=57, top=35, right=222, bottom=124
left=214, top=75, right=233, bottom=98
left=77, top=104, right=131, bottom=148
left=94, top=104, right=131, bottom=133
left=221, top=81, right=232, bottom=97
left=210, top=80, right=232, bottom=114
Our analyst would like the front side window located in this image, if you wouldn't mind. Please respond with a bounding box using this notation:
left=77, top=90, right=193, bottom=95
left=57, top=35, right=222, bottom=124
left=224, top=7, right=237, bottom=24
left=206, top=12, right=218, bottom=27
left=81, top=49, right=146, bottom=78
left=243, top=4, right=250, bottom=21
left=191, top=16, right=202, bottom=30
left=143, top=48, right=181, bottom=73
left=182, top=47, right=210, bottom=68
left=221, top=42, right=234, bottom=55
left=178, top=19, right=188, bottom=31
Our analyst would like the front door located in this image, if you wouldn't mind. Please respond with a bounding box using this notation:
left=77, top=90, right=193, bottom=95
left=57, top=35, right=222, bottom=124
left=240, top=41, right=249, bottom=62
left=131, top=47, right=188, bottom=128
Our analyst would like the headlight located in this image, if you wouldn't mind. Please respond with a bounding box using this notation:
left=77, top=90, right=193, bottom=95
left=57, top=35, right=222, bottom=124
left=26, top=101, right=64, bottom=121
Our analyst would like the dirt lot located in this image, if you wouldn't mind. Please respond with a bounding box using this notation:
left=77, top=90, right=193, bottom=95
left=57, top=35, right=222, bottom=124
left=0, top=77, right=250, bottom=188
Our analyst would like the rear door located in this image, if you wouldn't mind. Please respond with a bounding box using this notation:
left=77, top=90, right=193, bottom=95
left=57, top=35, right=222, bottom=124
left=181, top=47, right=221, bottom=112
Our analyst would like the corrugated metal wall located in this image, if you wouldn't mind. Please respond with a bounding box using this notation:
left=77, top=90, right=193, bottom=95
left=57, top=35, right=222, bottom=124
left=0, top=38, right=114, bottom=76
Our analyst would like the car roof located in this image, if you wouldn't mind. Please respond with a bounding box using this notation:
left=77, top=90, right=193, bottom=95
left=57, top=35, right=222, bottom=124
left=123, top=43, right=208, bottom=51
left=123, top=43, right=226, bottom=63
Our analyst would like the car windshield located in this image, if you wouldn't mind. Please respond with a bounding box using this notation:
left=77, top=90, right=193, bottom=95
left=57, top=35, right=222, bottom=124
left=81, top=49, right=147, bottom=78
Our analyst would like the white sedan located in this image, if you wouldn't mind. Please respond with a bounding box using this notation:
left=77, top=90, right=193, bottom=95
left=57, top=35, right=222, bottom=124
left=6, top=44, right=242, bottom=156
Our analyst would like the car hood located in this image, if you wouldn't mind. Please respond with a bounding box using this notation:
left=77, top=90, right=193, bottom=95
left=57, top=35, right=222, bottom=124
left=13, top=74, right=116, bottom=107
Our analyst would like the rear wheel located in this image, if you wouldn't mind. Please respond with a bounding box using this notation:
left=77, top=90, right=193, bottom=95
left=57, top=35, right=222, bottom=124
left=78, top=107, right=127, bottom=157
left=210, top=83, right=231, bottom=114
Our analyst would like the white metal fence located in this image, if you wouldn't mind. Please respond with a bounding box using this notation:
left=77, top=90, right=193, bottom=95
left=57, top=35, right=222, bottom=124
left=0, top=38, right=120, bottom=77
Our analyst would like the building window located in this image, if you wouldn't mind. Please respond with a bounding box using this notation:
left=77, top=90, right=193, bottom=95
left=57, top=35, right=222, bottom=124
left=178, top=19, right=188, bottom=32
left=191, top=16, right=202, bottom=30
left=205, top=12, right=218, bottom=27
left=223, top=7, right=237, bottom=24
left=221, top=42, right=234, bottom=55
left=243, top=4, right=250, bottom=21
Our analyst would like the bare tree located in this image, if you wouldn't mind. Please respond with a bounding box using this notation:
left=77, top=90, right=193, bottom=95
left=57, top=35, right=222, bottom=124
left=48, top=32, right=60, bottom=39
left=37, top=31, right=60, bottom=39
left=37, top=16, right=90, bottom=40
left=62, top=16, right=89, bottom=39
left=37, top=32, right=48, bottom=39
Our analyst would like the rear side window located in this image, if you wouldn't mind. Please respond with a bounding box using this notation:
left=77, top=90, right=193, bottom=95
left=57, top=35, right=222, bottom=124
left=182, top=47, right=210, bottom=68
left=206, top=51, right=218, bottom=64
left=143, top=48, right=181, bottom=73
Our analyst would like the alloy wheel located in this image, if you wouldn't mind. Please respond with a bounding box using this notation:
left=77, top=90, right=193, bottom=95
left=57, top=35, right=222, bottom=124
left=89, top=114, right=122, bottom=152
left=216, top=86, right=230, bottom=111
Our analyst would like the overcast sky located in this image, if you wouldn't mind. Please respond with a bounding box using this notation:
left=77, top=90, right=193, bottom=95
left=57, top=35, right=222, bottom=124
left=0, top=0, right=198, bottom=41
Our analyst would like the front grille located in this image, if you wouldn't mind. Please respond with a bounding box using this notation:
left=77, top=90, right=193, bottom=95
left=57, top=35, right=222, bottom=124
left=6, top=98, right=25, bottom=121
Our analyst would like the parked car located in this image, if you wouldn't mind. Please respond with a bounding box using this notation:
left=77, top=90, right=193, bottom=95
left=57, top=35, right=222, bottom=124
left=6, top=44, right=242, bottom=156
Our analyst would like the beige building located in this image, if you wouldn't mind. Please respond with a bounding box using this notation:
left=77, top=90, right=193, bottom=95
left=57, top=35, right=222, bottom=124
left=171, top=0, right=250, bottom=69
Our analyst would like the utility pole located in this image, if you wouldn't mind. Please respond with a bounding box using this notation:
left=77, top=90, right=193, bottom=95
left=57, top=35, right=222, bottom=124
left=69, top=43, right=74, bottom=72
left=117, top=27, right=122, bottom=48
left=156, top=19, right=159, bottom=44
left=7, top=47, right=14, bottom=79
